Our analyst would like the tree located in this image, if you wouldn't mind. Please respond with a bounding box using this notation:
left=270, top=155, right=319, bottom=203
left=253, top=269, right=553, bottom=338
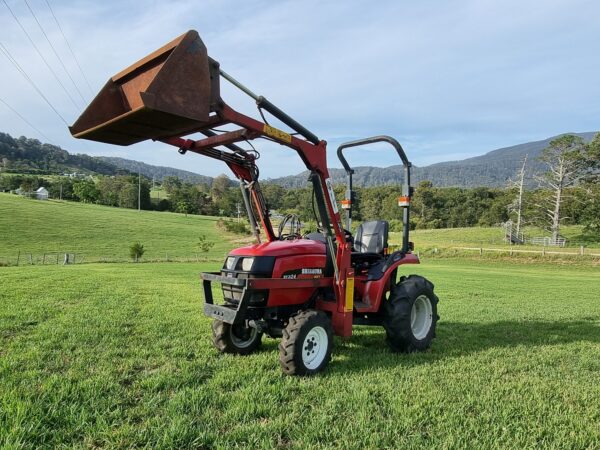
left=197, top=234, right=215, bottom=254
left=176, top=200, right=191, bottom=216
left=536, top=135, right=589, bottom=242
left=162, top=176, right=182, bottom=194
left=129, top=242, right=145, bottom=262
left=578, top=133, right=600, bottom=238
left=211, top=174, right=231, bottom=202
left=72, top=179, right=99, bottom=203
left=586, top=132, right=600, bottom=173
left=580, top=183, right=600, bottom=238
left=507, top=155, right=528, bottom=237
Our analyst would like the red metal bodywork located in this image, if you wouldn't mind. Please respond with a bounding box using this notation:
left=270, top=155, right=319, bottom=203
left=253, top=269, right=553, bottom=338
left=226, top=239, right=420, bottom=331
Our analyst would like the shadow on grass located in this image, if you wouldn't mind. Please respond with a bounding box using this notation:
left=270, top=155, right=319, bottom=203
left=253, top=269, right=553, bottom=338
left=330, top=319, right=600, bottom=374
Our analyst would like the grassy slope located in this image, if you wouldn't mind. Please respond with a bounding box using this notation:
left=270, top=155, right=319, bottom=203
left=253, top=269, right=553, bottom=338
left=1, top=260, right=598, bottom=448
left=3, top=192, right=598, bottom=262
left=0, top=193, right=237, bottom=262
left=392, top=225, right=600, bottom=255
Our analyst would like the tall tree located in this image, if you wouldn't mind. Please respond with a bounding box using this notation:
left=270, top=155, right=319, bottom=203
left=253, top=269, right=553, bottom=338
left=536, top=135, right=588, bottom=242
left=508, top=154, right=528, bottom=238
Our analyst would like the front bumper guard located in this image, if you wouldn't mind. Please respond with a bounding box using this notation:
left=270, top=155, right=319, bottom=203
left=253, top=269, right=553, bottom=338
left=201, top=272, right=332, bottom=324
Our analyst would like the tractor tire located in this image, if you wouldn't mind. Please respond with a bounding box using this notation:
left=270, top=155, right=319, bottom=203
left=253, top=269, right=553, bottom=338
left=382, top=275, right=439, bottom=353
left=212, top=320, right=262, bottom=355
left=279, top=310, right=333, bottom=376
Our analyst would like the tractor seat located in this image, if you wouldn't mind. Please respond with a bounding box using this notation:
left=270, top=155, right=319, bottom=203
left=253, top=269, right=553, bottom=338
left=352, top=220, right=389, bottom=266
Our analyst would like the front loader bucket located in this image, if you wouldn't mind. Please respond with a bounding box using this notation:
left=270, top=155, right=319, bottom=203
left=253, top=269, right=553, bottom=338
left=70, top=30, right=219, bottom=145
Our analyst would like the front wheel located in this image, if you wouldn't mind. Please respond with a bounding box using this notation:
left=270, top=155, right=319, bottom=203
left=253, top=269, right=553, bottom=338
left=279, top=310, right=333, bottom=376
left=382, top=275, right=439, bottom=352
left=212, top=320, right=262, bottom=355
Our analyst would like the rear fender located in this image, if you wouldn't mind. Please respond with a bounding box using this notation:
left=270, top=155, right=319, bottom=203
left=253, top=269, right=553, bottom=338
left=360, top=253, right=420, bottom=312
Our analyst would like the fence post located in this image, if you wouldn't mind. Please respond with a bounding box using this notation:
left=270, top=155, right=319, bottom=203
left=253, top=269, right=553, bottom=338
left=29, top=254, right=33, bottom=265
left=480, top=246, right=483, bottom=256
left=542, top=247, right=545, bottom=257
left=42, top=254, right=46, bottom=264
left=56, top=253, right=59, bottom=264
left=16, top=250, right=20, bottom=266
left=580, top=245, right=584, bottom=256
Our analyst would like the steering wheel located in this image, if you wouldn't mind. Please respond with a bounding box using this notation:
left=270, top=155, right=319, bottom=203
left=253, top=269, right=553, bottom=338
left=278, top=214, right=302, bottom=240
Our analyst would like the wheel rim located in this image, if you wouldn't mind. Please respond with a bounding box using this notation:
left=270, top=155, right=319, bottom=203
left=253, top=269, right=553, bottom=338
left=302, top=326, right=328, bottom=370
left=411, top=295, right=433, bottom=340
left=229, top=324, right=258, bottom=349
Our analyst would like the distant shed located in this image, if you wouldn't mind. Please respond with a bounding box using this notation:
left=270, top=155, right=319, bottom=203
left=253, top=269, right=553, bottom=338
left=35, top=187, right=49, bottom=200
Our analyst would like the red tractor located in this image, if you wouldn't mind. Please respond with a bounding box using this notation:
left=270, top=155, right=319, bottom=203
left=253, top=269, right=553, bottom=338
left=70, top=30, right=440, bottom=375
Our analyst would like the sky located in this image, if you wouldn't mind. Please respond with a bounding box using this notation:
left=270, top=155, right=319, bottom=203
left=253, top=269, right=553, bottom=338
left=1, top=0, right=599, bottom=179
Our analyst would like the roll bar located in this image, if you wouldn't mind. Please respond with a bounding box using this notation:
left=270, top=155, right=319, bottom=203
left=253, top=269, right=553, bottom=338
left=336, top=136, right=412, bottom=253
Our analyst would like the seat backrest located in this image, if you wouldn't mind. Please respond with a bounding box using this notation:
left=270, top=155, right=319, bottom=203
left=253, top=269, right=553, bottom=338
left=354, top=220, right=389, bottom=254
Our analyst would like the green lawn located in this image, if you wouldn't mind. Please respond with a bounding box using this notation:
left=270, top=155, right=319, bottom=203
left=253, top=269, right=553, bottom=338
left=1, top=260, right=598, bottom=448
left=0, top=193, right=242, bottom=263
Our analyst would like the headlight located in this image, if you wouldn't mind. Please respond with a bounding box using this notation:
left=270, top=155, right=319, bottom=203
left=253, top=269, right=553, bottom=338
left=225, top=257, right=236, bottom=270
left=241, top=257, right=255, bottom=271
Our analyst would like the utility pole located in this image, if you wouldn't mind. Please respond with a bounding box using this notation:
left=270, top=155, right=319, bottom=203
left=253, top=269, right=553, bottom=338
left=236, top=202, right=241, bottom=222
left=138, top=171, right=141, bottom=211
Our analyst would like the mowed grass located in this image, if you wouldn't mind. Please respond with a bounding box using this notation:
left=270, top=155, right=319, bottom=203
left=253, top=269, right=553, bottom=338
left=0, top=193, right=240, bottom=262
left=1, top=260, right=598, bottom=448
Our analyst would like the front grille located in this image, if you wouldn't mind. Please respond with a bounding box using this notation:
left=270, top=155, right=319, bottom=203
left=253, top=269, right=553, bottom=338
left=219, top=256, right=274, bottom=305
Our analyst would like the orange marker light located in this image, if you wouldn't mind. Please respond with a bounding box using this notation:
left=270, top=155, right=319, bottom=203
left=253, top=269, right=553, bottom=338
left=398, top=196, right=410, bottom=207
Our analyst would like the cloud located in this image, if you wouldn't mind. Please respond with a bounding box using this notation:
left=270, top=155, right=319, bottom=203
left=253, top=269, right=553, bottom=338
left=1, top=0, right=598, bottom=179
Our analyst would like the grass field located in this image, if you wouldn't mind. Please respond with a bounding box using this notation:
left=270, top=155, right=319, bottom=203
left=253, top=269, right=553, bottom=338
left=4, top=192, right=599, bottom=266
left=1, top=259, right=598, bottom=448
left=150, top=188, right=168, bottom=201
left=391, top=225, right=600, bottom=260
left=0, top=193, right=241, bottom=263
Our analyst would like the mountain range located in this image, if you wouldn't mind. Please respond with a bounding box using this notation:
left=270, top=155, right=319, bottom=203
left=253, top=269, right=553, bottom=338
left=1, top=131, right=596, bottom=188
left=268, top=132, right=597, bottom=188
left=98, top=157, right=214, bottom=186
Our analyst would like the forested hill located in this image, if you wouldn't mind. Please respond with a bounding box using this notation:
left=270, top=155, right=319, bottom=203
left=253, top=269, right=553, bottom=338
left=0, top=132, right=215, bottom=185
left=0, top=132, right=123, bottom=175
left=2, top=130, right=596, bottom=188
left=269, top=132, right=598, bottom=188
left=99, top=157, right=213, bottom=185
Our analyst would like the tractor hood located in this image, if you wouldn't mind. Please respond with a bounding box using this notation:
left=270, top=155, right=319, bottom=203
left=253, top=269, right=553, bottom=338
left=229, top=239, right=326, bottom=257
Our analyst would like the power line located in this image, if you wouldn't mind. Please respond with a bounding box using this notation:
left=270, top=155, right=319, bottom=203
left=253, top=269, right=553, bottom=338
left=0, top=96, right=51, bottom=142
left=43, top=0, right=94, bottom=95
left=22, top=0, right=87, bottom=104
left=0, top=42, right=68, bottom=126
left=2, top=0, right=81, bottom=110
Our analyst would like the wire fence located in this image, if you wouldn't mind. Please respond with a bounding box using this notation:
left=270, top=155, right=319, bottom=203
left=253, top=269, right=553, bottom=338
left=0, top=251, right=227, bottom=267
left=3, top=243, right=600, bottom=268
left=387, top=243, right=600, bottom=261
left=450, top=246, right=600, bottom=258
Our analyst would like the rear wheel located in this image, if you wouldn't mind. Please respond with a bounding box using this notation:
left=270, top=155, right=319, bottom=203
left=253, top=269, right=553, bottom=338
left=382, top=275, right=439, bottom=352
left=212, top=320, right=262, bottom=355
left=279, top=310, right=333, bottom=376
